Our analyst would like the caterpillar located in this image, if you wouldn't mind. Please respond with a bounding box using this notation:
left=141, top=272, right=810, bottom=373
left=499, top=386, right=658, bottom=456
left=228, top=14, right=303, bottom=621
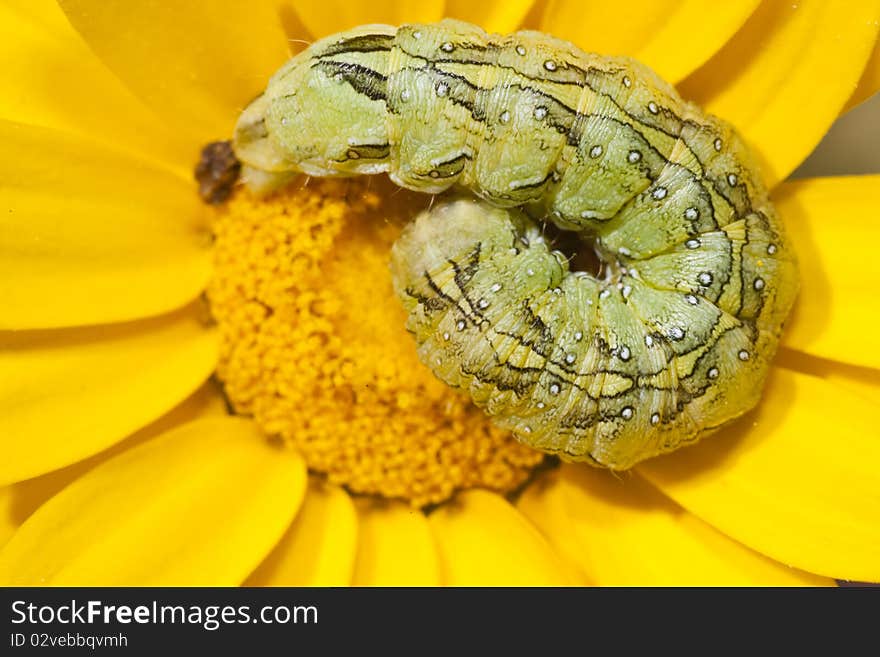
left=232, top=19, right=798, bottom=469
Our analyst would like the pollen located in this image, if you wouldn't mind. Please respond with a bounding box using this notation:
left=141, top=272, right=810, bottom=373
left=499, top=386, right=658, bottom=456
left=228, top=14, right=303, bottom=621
left=207, top=178, right=545, bottom=507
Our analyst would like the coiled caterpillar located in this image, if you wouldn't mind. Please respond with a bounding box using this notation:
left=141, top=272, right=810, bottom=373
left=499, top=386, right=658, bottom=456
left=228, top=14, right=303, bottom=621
left=233, top=19, right=798, bottom=469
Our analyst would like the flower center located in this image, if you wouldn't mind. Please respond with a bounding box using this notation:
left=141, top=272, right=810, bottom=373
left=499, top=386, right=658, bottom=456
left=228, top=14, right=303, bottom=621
left=207, top=178, right=546, bottom=507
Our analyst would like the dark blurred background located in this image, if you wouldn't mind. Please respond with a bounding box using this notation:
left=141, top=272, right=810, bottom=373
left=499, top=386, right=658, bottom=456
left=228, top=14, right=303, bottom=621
left=793, top=93, right=880, bottom=178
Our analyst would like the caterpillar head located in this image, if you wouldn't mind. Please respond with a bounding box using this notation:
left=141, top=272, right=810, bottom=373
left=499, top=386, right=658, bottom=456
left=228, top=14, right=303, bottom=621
left=234, top=40, right=391, bottom=194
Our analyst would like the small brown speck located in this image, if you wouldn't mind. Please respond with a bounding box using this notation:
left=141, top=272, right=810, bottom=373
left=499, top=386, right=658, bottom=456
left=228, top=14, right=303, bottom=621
left=194, top=140, right=240, bottom=204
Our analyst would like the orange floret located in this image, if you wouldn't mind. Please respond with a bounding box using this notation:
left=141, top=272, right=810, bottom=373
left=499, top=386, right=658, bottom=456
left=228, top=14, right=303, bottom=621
left=208, top=178, right=545, bottom=507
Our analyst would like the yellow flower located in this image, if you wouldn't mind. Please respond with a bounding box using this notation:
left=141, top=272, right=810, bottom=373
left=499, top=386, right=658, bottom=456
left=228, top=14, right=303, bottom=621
left=1, top=0, right=879, bottom=586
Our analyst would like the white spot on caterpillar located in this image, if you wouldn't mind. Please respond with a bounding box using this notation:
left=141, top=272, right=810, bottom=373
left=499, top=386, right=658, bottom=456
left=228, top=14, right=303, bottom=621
left=647, top=101, right=659, bottom=114
left=440, top=42, right=454, bottom=52
left=516, top=45, right=527, bottom=56
left=499, top=110, right=511, bottom=124
left=651, top=186, right=668, bottom=200
left=589, top=145, right=603, bottom=158
left=685, top=238, right=701, bottom=249
left=627, top=150, right=642, bottom=163
left=621, top=406, right=634, bottom=420
left=534, top=106, right=548, bottom=120
left=698, top=272, right=713, bottom=286
left=754, top=277, right=765, bottom=291
left=544, top=60, right=557, bottom=71
left=738, top=349, right=751, bottom=361
left=435, top=82, right=449, bottom=97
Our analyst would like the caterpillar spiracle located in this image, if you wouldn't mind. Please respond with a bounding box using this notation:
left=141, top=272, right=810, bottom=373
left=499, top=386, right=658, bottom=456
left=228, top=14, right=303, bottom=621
left=232, top=19, right=799, bottom=469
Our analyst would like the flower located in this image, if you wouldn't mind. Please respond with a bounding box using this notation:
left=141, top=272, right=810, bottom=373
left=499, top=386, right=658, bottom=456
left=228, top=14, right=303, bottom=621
left=1, top=0, right=878, bottom=586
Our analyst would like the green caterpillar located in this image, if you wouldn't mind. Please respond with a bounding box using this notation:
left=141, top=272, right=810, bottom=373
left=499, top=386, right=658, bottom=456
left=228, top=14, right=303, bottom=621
left=233, top=19, right=798, bottom=469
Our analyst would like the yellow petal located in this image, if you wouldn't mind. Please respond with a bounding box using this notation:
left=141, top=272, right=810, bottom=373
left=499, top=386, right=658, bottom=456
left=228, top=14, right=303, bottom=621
left=826, top=366, right=880, bottom=408
left=59, top=0, right=292, bottom=150
left=679, top=1, right=880, bottom=187
left=0, top=381, right=227, bottom=549
left=428, top=489, right=577, bottom=585
left=0, top=304, right=218, bottom=485
left=845, top=35, right=880, bottom=112
left=0, top=488, right=20, bottom=549
left=519, top=466, right=831, bottom=586
left=541, top=0, right=760, bottom=84
left=118, top=379, right=230, bottom=444
left=0, top=120, right=212, bottom=330
left=293, top=0, right=443, bottom=38
left=246, top=478, right=358, bottom=586
left=638, top=367, right=880, bottom=583
left=773, top=175, right=880, bottom=369
left=0, top=417, right=305, bottom=586
left=445, top=0, right=535, bottom=33
left=0, top=0, right=191, bottom=171
left=351, top=498, right=440, bottom=586
left=776, top=348, right=880, bottom=412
